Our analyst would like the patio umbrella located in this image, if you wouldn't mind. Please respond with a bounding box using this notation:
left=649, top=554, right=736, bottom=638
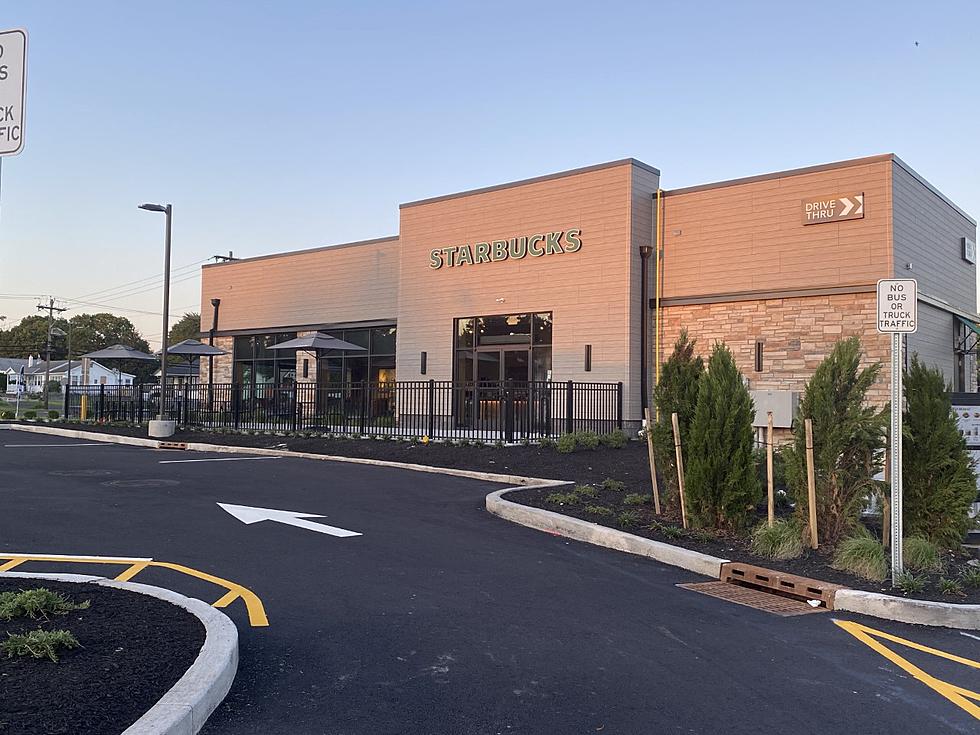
left=268, top=332, right=366, bottom=352
left=80, top=344, right=158, bottom=389
left=82, top=344, right=158, bottom=361
left=156, top=339, right=227, bottom=358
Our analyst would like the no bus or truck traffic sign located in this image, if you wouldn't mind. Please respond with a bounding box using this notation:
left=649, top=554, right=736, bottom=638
left=0, top=28, right=27, bottom=156
left=877, top=279, right=917, bottom=333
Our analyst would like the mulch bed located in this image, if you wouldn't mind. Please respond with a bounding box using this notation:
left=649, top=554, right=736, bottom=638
left=505, top=483, right=980, bottom=605
left=15, top=420, right=980, bottom=605
left=0, top=579, right=205, bottom=735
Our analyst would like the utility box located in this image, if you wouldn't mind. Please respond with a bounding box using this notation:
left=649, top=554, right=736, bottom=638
left=749, top=390, right=799, bottom=428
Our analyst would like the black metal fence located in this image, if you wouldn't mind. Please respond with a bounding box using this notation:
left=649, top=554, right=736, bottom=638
left=64, top=380, right=624, bottom=441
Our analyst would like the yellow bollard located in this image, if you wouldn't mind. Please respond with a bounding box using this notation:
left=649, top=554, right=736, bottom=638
left=80, top=394, right=88, bottom=421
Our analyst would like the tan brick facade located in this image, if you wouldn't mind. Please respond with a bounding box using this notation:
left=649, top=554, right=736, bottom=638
left=199, top=336, right=234, bottom=385
left=661, top=292, right=892, bottom=405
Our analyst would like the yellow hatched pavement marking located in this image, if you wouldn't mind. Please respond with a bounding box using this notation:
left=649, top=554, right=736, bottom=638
left=0, top=558, right=27, bottom=572
left=834, top=619, right=980, bottom=720
left=0, top=552, right=269, bottom=627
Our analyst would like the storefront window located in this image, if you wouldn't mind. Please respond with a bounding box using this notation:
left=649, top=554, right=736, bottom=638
left=315, top=325, right=396, bottom=385
left=453, top=312, right=552, bottom=383
left=233, top=333, right=296, bottom=389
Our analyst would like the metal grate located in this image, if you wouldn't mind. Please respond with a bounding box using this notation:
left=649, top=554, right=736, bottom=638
left=678, top=581, right=827, bottom=617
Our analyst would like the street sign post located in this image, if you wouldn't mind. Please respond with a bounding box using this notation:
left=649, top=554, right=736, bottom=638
left=0, top=28, right=27, bottom=157
left=876, top=278, right=917, bottom=585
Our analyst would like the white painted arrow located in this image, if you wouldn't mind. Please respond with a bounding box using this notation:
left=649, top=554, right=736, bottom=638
left=217, top=503, right=361, bottom=537
left=854, top=193, right=864, bottom=215
left=839, top=196, right=855, bottom=217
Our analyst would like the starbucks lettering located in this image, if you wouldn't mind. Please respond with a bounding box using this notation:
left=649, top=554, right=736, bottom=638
left=428, top=228, right=582, bottom=269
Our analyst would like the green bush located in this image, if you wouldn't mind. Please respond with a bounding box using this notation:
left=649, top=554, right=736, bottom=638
left=0, top=410, right=13, bottom=420
left=0, top=588, right=89, bottom=621
left=47, top=410, right=59, bottom=420
left=577, top=431, right=601, bottom=450
left=600, top=429, right=629, bottom=449
left=895, top=571, right=926, bottom=595
left=784, top=338, right=886, bottom=547
left=1, top=629, right=80, bottom=663
left=938, top=577, right=965, bottom=597
left=23, top=410, right=36, bottom=420
left=601, top=478, right=626, bottom=492
left=539, top=437, right=557, bottom=449
left=903, top=536, right=943, bottom=573
left=902, top=356, right=977, bottom=547
left=622, top=493, right=647, bottom=506
left=685, top=342, right=761, bottom=529
left=646, top=519, right=684, bottom=539
left=572, top=484, right=598, bottom=499
left=584, top=505, right=613, bottom=517
left=652, top=330, right=704, bottom=509
left=617, top=510, right=642, bottom=529
left=959, top=566, right=980, bottom=589
left=545, top=492, right=578, bottom=506
left=750, top=519, right=804, bottom=561
left=832, top=534, right=887, bottom=582
left=556, top=433, right=577, bottom=454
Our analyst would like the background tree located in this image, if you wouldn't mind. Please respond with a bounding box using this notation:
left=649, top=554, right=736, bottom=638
left=652, top=330, right=704, bottom=508
left=784, top=337, right=886, bottom=547
left=903, top=355, right=976, bottom=547
left=685, top=342, right=760, bottom=529
left=168, top=312, right=202, bottom=345
left=0, top=315, right=61, bottom=357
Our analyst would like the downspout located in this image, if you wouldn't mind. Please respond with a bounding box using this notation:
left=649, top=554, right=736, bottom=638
left=208, top=298, right=221, bottom=387
left=654, top=188, right=663, bottom=417
left=639, top=245, right=654, bottom=413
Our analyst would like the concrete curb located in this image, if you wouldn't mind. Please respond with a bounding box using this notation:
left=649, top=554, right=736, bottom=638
left=3, top=423, right=562, bottom=487
left=12, top=422, right=980, bottom=629
left=0, top=571, right=239, bottom=734
left=486, top=487, right=729, bottom=578
left=834, top=588, right=980, bottom=630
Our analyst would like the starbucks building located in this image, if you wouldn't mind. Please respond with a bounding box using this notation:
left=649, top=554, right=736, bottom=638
left=199, top=154, right=978, bottom=433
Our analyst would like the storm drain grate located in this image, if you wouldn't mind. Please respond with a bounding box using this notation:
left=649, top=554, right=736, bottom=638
left=677, top=581, right=826, bottom=616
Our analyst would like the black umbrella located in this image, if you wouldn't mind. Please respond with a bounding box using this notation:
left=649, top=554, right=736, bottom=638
left=156, top=339, right=227, bottom=358
left=82, top=344, right=158, bottom=361
left=268, top=332, right=366, bottom=352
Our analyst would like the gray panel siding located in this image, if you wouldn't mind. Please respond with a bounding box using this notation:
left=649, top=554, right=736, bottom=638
left=892, top=162, right=977, bottom=315
left=906, top=303, right=955, bottom=379
left=905, top=303, right=977, bottom=391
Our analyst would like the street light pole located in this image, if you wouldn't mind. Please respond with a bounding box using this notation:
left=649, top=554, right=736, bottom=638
left=139, top=203, right=173, bottom=422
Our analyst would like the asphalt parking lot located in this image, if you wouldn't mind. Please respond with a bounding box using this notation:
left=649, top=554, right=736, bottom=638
left=1, top=430, right=978, bottom=734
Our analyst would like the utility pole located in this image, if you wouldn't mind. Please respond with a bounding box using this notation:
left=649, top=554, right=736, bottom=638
left=37, top=297, right=66, bottom=410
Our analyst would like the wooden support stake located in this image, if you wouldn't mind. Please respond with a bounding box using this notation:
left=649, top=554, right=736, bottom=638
left=804, top=418, right=818, bottom=549
left=644, top=407, right=662, bottom=515
left=882, top=448, right=890, bottom=549
left=671, top=412, right=688, bottom=529
left=766, top=411, right=775, bottom=528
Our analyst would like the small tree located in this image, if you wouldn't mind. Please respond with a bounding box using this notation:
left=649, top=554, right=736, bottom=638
left=685, top=342, right=761, bottom=529
left=903, top=355, right=976, bottom=548
left=784, top=338, right=886, bottom=547
left=652, top=331, right=704, bottom=507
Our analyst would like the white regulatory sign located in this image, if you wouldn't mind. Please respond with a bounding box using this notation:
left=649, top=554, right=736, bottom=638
left=0, top=28, right=27, bottom=156
left=876, top=278, right=917, bottom=333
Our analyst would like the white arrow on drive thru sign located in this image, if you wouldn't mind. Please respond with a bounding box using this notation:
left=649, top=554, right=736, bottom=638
left=217, top=503, right=361, bottom=537
left=839, top=196, right=855, bottom=217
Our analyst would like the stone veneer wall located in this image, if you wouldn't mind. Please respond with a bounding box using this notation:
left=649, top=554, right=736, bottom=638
left=200, top=336, right=235, bottom=385
left=660, top=292, right=891, bottom=406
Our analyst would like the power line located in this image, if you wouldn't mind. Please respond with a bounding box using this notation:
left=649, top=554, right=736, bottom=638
left=68, top=259, right=208, bottom=303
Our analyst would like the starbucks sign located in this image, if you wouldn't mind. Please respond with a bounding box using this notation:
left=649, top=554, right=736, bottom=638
left=429, top=228, right=581, bottom=269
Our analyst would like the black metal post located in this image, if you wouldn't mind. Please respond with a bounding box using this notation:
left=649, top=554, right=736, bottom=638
left=565, top=380, right=574, bottom=435
left=98, top=383, right=105, bottom=421
left=617, top=382, right=624, bottom=430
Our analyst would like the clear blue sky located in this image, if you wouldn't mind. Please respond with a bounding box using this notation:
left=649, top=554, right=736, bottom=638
left=1, top=1, right=978, bottom=347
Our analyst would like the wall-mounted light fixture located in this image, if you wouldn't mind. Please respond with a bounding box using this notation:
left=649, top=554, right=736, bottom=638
left=420, top=351, right=427, bottom=375
left=584, top=344, right=592, bottom=372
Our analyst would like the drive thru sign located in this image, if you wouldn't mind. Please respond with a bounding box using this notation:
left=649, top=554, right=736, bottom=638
left=0, top=28, right=27, bottom=156
left=877, top=278, right=917, bottom=584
